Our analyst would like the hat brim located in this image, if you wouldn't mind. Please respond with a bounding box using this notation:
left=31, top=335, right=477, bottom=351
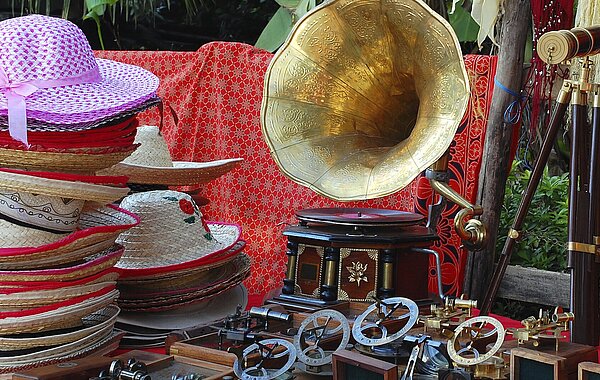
left=118, top=252, right=250, bottom=301
left=116, top=284, right=247, bottom=331
left=0, top=244, right=123, bottom=283
left=99, top=158, right=243, bottom=186
left=0, top=288, right=118, bottom=335
left=116, top=223, right=243, bottom=276
left=0, top=331, right=122, bottom=373
left=0, top=59, right=159, bottom=125
left=0, top=205, right=139, bottom=269
left=118, top=261, right=250, bottom=312
left=0, top=304, right=119, bottom=352
left=0, top=169, right=129, bottom=204
left=0, top=281, right=116, bottom=311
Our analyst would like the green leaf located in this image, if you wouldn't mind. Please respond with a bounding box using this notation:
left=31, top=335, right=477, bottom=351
left=184, top=216, right=196, bottom=224
left=255, top=7, right=294, bottom=52
left=83, top=0, right=118, bottom=50
left=276, top=0, right=302, bottom=7
left=84, top=0, right=117, bottom=18
left=295, top=0, right=311, bottom=19
left=448, top=2, right=479, bottom=42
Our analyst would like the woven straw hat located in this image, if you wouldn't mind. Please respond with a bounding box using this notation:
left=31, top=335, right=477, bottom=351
left=0, top=205, right=139, bottom=269
left=0, top=331, right=123, bottom=374
left=98, top=125, right=243, bottom=186
left=0, top=117, right=143, bottom=173
left=115, top=190, right=242, bottom=275
left=0, top=281, right=116, bottom=311
left=0, top=268, right=118, bottom=291
left=0, top=288, right=118, bottom=335
left=118, top=241, right=245, bottom=285
left=0, top=15, right=158, bottom=146
left=0, top=190, right=85, bottom=234
left=0, top=304, right=119, bottom=351
left=0, top=168, right=129, bottom=204
left=117, top=252, right=251, bottom=312
left=0, top=244, right=123, bottom=283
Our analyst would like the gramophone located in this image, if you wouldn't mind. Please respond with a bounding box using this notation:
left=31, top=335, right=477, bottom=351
left=260, top=0, right=487, bottom=307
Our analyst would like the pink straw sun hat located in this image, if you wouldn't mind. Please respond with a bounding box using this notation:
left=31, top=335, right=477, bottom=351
left=0, top=14, right=159, bottom=146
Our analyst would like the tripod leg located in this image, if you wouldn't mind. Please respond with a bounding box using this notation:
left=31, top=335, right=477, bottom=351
left=570, top=88, right=600, bottom=345
left=479, top=82, right=572, bottom=316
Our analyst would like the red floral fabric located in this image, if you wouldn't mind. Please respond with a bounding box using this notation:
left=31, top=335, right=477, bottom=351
left=96, top=45, right=497, bottom=300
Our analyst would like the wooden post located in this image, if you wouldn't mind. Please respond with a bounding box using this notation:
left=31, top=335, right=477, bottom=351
left=463, top=0, right=532, bottom=302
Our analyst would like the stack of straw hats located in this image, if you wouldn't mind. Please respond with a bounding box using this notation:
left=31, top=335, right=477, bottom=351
left=106, top=127, right=249, bottom=348
left=0, top=14, right=158, bottom=372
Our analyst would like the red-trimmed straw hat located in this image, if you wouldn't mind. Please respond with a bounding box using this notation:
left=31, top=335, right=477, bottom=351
left=0, top=205, right=139, bottom=269
left=115, top=190, right=242, bottom=276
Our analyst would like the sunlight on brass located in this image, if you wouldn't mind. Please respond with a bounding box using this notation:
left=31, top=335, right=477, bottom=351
left=506, top=307, right=573, bottom=351
left=261, top=0, right=469, bottom=200
left=568, top=241, right=597, bottom=255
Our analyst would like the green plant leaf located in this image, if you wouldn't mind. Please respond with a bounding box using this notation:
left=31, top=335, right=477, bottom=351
left=83, top=0, right=118, bottom=50
left=84, top=0, right=117, bottom=18
left=275, top=0, right=302, bottom=7
left=448, top=2, right=479, bottom=42
left=255, top=7, right=294, bottom=52
left=295, top=0, right=311, bottom=19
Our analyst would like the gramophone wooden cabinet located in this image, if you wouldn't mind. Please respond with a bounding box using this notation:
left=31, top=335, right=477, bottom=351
left=280, top=223, right=438, bottom=304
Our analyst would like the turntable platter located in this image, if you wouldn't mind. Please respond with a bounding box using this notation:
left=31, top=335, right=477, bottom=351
left=295, top=208, right=425, bottom=227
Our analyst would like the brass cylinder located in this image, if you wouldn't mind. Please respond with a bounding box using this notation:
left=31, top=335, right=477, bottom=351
left=324, top=260, right=336, bottom=287
left=454, top=298, right=477, bottom=309
left=286, top=254, right=297, bottom=280
left=552, top=312, right=575, bottom=323
left=382, top=262, right=393, bottom=289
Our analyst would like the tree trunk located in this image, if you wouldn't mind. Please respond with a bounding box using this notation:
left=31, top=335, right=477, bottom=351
left=463, top=0, right=532, bottom=303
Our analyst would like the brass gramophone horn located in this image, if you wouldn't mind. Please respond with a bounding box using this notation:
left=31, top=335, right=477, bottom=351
left=261, top=0, right=486, bottom=248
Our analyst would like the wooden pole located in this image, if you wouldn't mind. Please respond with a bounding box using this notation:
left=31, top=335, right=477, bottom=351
left=463, top=0, right=532, bottom=303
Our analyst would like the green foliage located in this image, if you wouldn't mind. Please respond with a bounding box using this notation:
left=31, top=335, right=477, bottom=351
left=254, top=0, right=321, bottom=52
left=447, top=0, right=479, bottom=42
left=83, top=0, right=118, bottom=49
left=497, top=161, right=569, bottom=272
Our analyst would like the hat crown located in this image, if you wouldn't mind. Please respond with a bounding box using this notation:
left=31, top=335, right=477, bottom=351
left=124, top=125, right=174, bottom=168
left=0, top=15, right=98, bottom=83
left=118, top=190, right=209, bottom=237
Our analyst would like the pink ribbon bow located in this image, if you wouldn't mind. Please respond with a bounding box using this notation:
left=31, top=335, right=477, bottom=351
left=0, top=65, right=102, bottom=147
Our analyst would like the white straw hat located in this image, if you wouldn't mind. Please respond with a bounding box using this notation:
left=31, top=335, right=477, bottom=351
left=0, top=168, right=129, bottom=204
left=115, top=190, right=242, bottom=275
left=98, top=125, right=242, bottom=186
left=0, top=190, right=84, bottom=234
left=0, top=205, right=139, bottom=269
left=0, top=304, right=119, bottom=351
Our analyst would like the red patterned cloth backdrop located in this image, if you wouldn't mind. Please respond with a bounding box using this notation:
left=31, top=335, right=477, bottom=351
left=96, top=45, right=497, bottom=300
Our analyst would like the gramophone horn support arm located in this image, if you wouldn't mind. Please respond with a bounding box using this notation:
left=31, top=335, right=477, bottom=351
left=426, top=167, right=487, bottom=251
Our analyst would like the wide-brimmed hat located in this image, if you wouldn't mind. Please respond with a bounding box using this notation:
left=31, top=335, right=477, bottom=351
left=0, top=15, right=159, bottom=146
left=0, top=117, right=140, bottom=173
left=98, top=125, right=243, bottom=186
left=0, top=244, right=124, bottom=283
left=115, top=190, right=242, bottom=275
left=0, top=205, right=138, bottom=269
left=0, top=331, right=122, bottom=374
left=0, top=287, right=118, bottom=335
left=0, top=304, right=119, bottom=351
left=117, top=252, right=251, bottom=312
left=0, top=168, right=129, bottom=204
left=0, top=281, right=116, bottom=311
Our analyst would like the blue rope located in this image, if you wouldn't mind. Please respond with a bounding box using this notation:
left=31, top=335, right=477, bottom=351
left=494, top=76, right=527, bottom=125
